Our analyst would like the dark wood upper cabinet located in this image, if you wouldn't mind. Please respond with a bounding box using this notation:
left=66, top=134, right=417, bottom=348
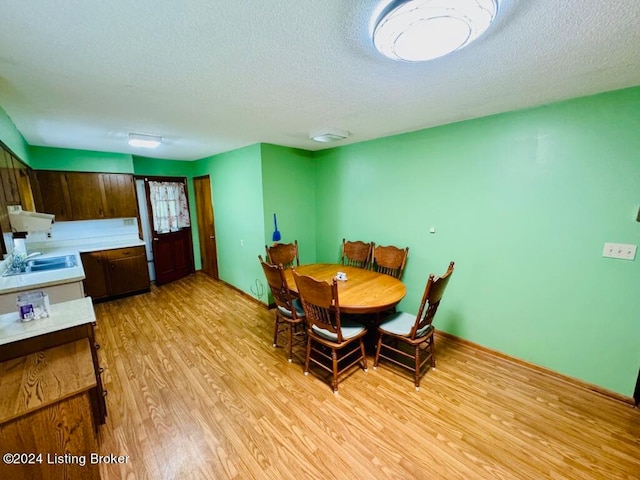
left=0, top=146, right=32, bottom=254
left=65, top=172, right=108, bottom=220
left=102, top=173, right=138, bottom=218
left=0, top=150, right=21, bottom=206
left=14, top=159, right=35, bottom=212
left=31, top=170, right=73, bottom=221
left=32, top=170, right=138, bottom=221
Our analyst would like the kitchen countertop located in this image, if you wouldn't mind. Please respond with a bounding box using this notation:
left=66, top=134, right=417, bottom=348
left=0, top=235, right=146, bottom=295
left=28, top=235, right=146, bottom=255
left=76, top=237, right=146, bottom=253
left=0, top=252, right=85, bottom=294
left=0, top=296, right=96, bottom=347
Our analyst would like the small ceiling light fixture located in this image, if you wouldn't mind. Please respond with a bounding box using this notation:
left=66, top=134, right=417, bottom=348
left=128, top=133, right=162, bottom=149
left=373, top=0, right=498, bottom=62
left=310, top=127, right=350, bottom=143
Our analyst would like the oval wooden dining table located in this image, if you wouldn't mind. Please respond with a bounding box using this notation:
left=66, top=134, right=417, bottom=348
left=283, top=264, right=406, bottom=315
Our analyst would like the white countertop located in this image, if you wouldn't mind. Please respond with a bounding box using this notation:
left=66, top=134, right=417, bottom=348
left=0, top=252, right=85, bottom=295
left=77, top=238, right=146, bottom=252
left=28, top=235, right=146, bottom=255
left=0, top=297, right=96, bottom=346
left=0, top=235, right=146, bottom=295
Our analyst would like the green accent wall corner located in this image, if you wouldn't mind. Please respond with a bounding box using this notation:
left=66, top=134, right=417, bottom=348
left=314, top=86, right=640, bottom=397
left=192, top=144, right=266, bottom=301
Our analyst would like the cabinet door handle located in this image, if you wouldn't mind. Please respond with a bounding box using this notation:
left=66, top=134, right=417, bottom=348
left=98, top=367, right=104, bottom=374
left=94, top=343, right=100, bottom=350
left=209, top=236, right=215, bottom=239
left=103, top=390, right=108, bottom=397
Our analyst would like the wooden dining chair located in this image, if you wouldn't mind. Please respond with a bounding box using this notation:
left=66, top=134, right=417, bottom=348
left=374, top=261, right=455, bottom=391
left=259, top=256, right=306, bottom=362
left=265, top=240, right=299, bottom=269
left=292, top=270, right=368, bottom=394
left=372, top=244, right=409, bottom=280
left=341, top=239, right=374, bottom=269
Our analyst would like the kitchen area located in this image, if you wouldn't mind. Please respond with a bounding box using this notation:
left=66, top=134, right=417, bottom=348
left=0, top=147, right=152, bottom=479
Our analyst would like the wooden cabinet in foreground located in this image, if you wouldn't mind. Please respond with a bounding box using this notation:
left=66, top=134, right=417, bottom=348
left=0, top=340, right=101, bottom=480
left=81, top=246, right=150, bottom=301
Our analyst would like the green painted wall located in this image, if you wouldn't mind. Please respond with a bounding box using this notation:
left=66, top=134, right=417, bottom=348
left=192, top=144, right=266, bottom=299
left=3, top=86, right=638, bottom=397
left=314, top=87, right=640, bottom=397
left=261, top=144, right=316, bottom=265
left=132, top=156, right=194, bottom=177
left=0, top=107, right=30, bottom=164
left=29, top=146, right=134, bottom=173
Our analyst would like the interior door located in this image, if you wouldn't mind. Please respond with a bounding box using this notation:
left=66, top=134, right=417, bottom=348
left=193, top=175, right=219, bottom=280
left=143, top=177, right=195, bottom=286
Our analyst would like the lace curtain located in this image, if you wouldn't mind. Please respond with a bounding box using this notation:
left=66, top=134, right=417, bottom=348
left=148, top=181, right=191, bottom=233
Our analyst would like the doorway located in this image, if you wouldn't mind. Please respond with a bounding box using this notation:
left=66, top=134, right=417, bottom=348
left=136, top=176, right=195, bottom=286
left=193, top=175, right=219, bottom=280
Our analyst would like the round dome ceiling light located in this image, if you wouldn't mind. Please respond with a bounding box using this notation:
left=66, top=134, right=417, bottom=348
left=373, top=0, right=498, bottom=62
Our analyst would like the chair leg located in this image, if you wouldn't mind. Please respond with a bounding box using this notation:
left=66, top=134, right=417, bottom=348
left=373, top=333, right=383, bottom=369
left=272, top=315, right=279, bottom=348
left=430, top=337, right=436, bottom=370
left=304, top=336, right=311, bottom=376
left=359, top=339, right=368, bottom=372
left=287, top=323, right=294, bottom=362
left=331, top=348, right=339, bottom=394
left=414, top=345, right=420, bottom=391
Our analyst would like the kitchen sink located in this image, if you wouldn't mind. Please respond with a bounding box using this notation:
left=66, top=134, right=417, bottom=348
left=26, top=255, right=77, bottom=271
left=2, top=255, right=77, bottom=276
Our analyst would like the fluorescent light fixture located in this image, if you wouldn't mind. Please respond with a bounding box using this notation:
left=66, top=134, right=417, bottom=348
left=310, top=127, right=350, bottom=143
left=373, top=0, right=498, bottom=62
left=128, top=133, right=162, bottom=148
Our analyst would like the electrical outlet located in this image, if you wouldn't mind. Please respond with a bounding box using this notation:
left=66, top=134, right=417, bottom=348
left=240, top=239, right=244, bottom=247
left=602, top=242, right=637, bottom=260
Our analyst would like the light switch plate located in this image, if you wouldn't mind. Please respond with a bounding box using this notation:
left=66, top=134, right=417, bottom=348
left=602, top=243, right=637, bottom=260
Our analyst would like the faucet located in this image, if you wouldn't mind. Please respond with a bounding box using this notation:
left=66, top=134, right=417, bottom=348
left=8, top=252, right=42, bottom=274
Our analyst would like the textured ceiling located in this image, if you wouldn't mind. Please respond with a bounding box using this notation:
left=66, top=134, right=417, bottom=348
left=0, top=0, right=639, bottom=161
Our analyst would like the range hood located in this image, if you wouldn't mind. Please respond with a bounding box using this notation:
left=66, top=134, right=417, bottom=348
left=8, top=207, right=55, bottom=233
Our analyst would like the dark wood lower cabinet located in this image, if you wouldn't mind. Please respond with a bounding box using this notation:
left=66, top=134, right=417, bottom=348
left=81, top=251, right=109, bottom=300
left=81, top=246, right=150, bottom=301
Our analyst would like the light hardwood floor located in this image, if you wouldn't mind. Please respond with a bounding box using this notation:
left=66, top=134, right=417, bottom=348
left=94, top=273, right=640, bottom=479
